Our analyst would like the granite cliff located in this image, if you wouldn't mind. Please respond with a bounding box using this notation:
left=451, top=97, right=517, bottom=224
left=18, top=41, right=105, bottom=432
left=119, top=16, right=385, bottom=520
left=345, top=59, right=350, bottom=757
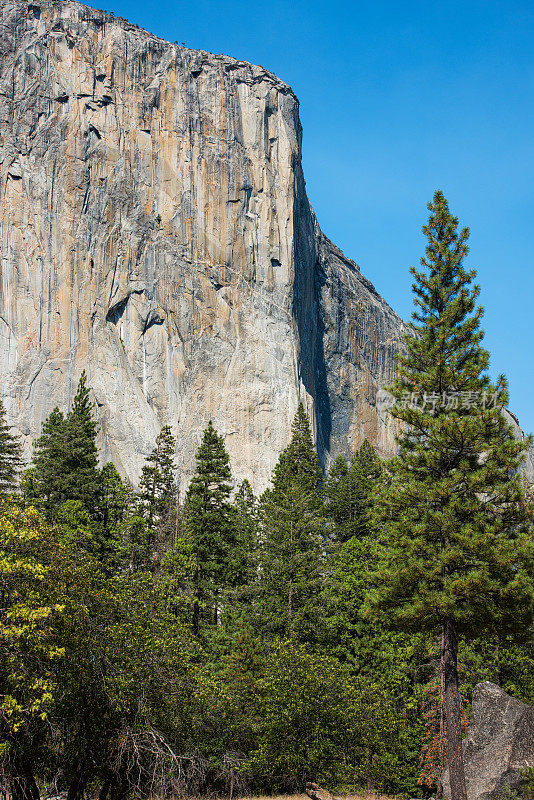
left=1, top=0, right=531, bottom=489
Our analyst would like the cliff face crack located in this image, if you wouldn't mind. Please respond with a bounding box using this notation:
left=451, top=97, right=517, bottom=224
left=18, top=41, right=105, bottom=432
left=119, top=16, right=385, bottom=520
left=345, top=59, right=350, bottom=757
left=106, top=289, right=144, bottom=325
left=142, top=309, right=165, bottom=334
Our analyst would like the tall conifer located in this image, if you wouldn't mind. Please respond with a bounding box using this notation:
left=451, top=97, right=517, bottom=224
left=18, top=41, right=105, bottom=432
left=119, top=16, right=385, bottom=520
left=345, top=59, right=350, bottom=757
left=364, top=192, right=534, bottom=799
left=0, top=398, right=23, bottom=494
left=183, top=421, right=234, bottom=634
left=257, top=404, right=326, bottom=642
left=324, top=441, right=382, bottom=543
left=63, top=371, right=100, bottom=512
left=138, top=425, right=177, bottom=533
left=31, top=372, right=100, bottom=518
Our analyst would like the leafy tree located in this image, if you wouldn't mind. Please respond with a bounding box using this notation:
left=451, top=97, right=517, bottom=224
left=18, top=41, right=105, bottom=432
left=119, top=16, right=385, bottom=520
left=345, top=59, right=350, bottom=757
left=256, top=404, right=326, bottom=642
left=182, top=421, right=234, bottom=634
left=363, top=191, right=534, bottom=800
left=0, top=399, right=23, bottom=494
left=0, top=504, right=63, bottom=800
left=42, top=538, right=197, bottom=800
left=244, top=640, right=403, bottom=793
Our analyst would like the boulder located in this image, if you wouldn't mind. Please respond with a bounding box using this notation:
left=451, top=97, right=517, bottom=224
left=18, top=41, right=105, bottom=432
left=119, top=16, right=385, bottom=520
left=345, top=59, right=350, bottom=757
left=442, top=681, right=534, bottom=800
left=305, top=783, right=341, bottom=800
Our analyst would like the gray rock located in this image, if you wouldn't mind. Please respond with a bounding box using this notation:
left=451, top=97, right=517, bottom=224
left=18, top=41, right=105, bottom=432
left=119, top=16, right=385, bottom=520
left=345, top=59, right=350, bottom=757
left=0, top=0, right=405, bottom=490
left=0, top=0, right=532, bottom=490
left=442, top=682, right=534, bottom=800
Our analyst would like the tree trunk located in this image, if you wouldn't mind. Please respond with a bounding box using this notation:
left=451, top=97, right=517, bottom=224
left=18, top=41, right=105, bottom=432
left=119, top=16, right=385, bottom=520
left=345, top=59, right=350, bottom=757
left=442, top=618, right=467, bottom=800
left=437, top=630, right=446, bottom=800
left=192, top=594, right=200, bottom=636
left=99, top=780, right=111, bottom=800
left=67, top=758, right=89, bottom=800
left=10, top=754, right=40, bottom=800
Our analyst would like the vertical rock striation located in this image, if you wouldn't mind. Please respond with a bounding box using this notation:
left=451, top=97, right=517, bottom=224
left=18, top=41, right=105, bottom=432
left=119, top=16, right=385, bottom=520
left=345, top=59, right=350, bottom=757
left=1, top=0, right=531, bottom=488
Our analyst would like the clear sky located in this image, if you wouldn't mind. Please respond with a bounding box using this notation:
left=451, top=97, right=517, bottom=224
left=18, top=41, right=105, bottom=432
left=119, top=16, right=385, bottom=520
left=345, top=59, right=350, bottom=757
left=88, top=0, right=534, bottom=433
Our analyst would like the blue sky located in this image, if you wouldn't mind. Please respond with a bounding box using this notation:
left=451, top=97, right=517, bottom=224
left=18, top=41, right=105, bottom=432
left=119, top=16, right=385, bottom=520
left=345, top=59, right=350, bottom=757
left=92, top=0, right=533, bottom=433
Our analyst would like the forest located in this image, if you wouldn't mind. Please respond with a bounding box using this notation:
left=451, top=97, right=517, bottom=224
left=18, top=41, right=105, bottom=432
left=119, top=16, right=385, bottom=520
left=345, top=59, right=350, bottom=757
left=0, top=195, right=532, bottom=800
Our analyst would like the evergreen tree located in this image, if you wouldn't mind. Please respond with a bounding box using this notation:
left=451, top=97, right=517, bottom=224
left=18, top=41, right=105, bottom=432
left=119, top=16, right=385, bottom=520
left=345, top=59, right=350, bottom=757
left=31, top=407, right=67, bottom=517
left=63, top=371, right=100, bottom=514
left=324, top=441, right=382, bottom=543
left=182, top=421, right=234, bottom=634
left=99, top=463, right=127, bottom=536
left=363, top=191, right=534, bottom=800
left=0, top=399, right=23, bottom=494
left=95, top=463, right=128, bottom=567
left=31, top=372, right=100, bottom=519
left=228, top=480, right=258, bottom=611
left=138, top=426, right=177, bottom=534
left=256, top=404, right=326, bottom=642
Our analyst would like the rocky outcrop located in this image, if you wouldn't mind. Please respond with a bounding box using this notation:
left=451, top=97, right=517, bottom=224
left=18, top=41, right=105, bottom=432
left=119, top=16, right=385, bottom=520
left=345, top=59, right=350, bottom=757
left=442, top=682, right=534, bottom=800
left=0, top=0, right=404, bottom=490
left=0, top=1, right=532, bottom=490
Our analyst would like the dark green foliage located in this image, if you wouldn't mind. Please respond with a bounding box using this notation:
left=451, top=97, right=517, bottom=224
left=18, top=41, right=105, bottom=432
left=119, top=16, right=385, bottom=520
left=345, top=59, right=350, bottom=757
left=0, top=398, right=23, bottom=494
left=63, top=371, right=100, bottom=514
left=324, top=440, right=382, bottom=543
left=322, top=441, right=426, bottom=794
left=99, top=463, right=127, bottom=535
left=31, top=372, right=100, bottom=519
left=243, top=640, right=405, bottom=793
left=138, top=425, right=177, bottom=533
left=30, top=407, right=66, bottom=516
left=363, top=191, right=534, bottom=797
left=228, top=480, right=258, bottom=608
left=134, top=426, right=178, bottom=570
left=182, top=421, right=235, bottom=633
left=256, top=404, right=326, bottom=642
left=364, top=192, right=534, bottom=638
left=43, top=538, right=198, bottom=800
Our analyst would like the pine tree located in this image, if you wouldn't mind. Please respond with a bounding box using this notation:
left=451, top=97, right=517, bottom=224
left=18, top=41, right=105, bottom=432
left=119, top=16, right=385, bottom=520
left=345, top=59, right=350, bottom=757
left=324, top=441, right=382, bottom=543
left=182, top=421, right=234, bottom=634
left=256, top=404, right=326, bottom=642
left=31, top=407, right=68, bottom=516
left=229, top=480, right=258, bottom=610
left=323, top=440, right=385, bottom=660
left=363, top=191, right=534, bottom=800
left=138, top=425, right=177, bottom=534
left=63, top=371, right=100, bottom=514
left=99, top=463, right=127, bottom=534
left=95, top=462, right=128, bottom=567
left=31, top=372, right=100, bottom=519
left=0, top=398, right=23, bottom=494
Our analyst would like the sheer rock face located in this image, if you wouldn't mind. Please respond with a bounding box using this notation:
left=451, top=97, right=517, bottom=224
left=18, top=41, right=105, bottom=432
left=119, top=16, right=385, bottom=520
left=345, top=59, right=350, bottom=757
left=0, top=0, right=404, bottom=489
left=1, top=1, right=532, bottom=490
left=442, top=682, right=534, bottom=800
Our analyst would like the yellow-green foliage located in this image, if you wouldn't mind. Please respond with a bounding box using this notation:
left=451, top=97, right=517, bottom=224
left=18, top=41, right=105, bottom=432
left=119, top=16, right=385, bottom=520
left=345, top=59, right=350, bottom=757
left=0, top=504, right=63, bottom=735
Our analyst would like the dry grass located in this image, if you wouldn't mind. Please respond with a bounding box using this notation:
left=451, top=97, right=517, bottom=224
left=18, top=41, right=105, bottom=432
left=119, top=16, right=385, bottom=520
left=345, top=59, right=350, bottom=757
left=241, top=793, right=397, bottom=800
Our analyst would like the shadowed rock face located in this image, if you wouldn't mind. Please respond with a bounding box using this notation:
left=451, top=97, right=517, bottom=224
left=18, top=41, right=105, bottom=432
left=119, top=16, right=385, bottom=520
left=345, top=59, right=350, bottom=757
left=0, top=0, right=404, bottom=489
left=442, top=682, right=534, bottom=800
left=1, top=1, right=532, bottom=489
